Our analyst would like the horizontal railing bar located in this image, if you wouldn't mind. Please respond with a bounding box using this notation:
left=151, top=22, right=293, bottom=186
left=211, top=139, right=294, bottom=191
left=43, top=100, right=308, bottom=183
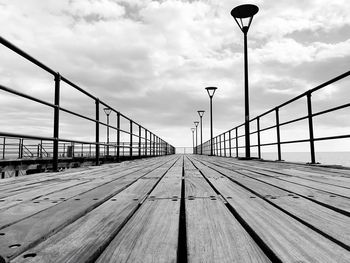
left=314, top=134, right=350, bottom=141
left=0, top=132, right=54, bottom=141
left=60, top=76, right=96, bottom=100
left=312, top=103, right=350, bottom=118
left=0, top=36, right=56, bottom=75
left=0, top=84, right=55, bottom=108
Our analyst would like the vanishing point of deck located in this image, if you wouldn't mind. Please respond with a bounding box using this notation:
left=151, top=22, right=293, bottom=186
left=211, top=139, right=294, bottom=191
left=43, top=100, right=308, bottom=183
left=0, top=155, right=350, bottom=262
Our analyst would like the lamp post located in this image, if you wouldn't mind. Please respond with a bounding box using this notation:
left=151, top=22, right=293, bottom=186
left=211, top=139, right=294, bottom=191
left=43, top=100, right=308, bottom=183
left=205, top=87, right=217, bottom=156
left=231, top=4, right=259, bottom=159
left=103, top=107, right=112, bottom=156
left=197, top=110, right=205, bottom=155
left=191, top=128, right=195, bottom=154
left=194, top=121, right=199, bottom=154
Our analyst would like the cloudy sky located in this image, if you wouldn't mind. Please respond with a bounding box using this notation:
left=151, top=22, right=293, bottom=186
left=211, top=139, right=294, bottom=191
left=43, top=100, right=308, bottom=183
left=0, top=0, right=349, bottom=155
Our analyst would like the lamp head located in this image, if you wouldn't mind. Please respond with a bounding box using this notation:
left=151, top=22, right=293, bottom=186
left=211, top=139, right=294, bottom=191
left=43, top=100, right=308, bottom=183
left=103, top=107, right=112, bottom=116
left=231, top=4, right=259, bottom=34
left=197, top=110, right=205, bottom=117
left=191, top=128, right=195, bottom=132
left=194, top=121, right=199, bottom=127
left=205, top=87, right=218, bottom=98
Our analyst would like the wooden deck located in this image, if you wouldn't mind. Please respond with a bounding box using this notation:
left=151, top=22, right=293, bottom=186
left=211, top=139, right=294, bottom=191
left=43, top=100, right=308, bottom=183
left=0, top=155, right=349, bottom=262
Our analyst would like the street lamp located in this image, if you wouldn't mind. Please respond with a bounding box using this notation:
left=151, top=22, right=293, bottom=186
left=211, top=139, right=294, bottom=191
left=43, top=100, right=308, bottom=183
left=194, top=121, right=199, bottom=154
left=191, top=128, right=195, bottom=154
left=205, top=87, right=217, bottom=156
left=231, top=4, right=258, bottom=159
left=103, top=107, right=112, bottom=156
left=197, top=110, right=205, bottom=155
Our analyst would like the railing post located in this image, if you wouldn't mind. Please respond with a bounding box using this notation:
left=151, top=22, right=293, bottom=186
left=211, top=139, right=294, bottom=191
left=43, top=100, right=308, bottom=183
left=40, top=140, right=43, bottom=158
left=235, top=128, right=239, bottom=157
left=257, top=117, right=261, bottom=159
left=138, top=125, right=141, bottom=157
left=307, top=92, right=316, bottom=164
left=223, top=133, right=226, bottom=157
left=145, top=129, right=148, bottom=157
left=2, top=137, right=5, bottom=159
left=95, top=98, right=100, bottom=166
left=153, top=134, right=156, bottom=156
left=116, top=112, right=120, bottom=159
left=18, top=138, right=20, bottom=158
left=275, top=107, right=282, bottom=161
left=229, top=131, right=232, bottom=157
left=216, top=137, right=219, bottom=156
left=53, top=73, right=61, bottom=171
left=130, top=120, right=133, bottom=157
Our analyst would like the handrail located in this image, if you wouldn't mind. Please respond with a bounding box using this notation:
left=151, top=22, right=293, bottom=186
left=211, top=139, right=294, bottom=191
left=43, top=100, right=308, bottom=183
left=0, top=36, right=175, bottom=171
left=195, top=70, right=350, bottom=164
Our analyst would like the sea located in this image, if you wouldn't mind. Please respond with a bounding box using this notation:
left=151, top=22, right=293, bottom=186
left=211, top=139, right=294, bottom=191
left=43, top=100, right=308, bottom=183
left=176, top=148, right=350, bottom=168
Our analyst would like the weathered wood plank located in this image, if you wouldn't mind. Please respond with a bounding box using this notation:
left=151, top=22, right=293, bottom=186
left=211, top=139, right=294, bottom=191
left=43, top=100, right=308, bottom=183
left=0, top=158, right=173, bottom=260
left=149, top=159, right=183, bottom=198
left=197, top=157, right=350, bottom=214
left=190, top=157, right=350, bottom=262
left=186, top=198, right=270, bottom=263
left=0, top=157, right=177, bottom=229
left=95, top=199, right=180, bottom=263
left=194, top=159, right=350, bottom=247
left=10, top=159, right=178, bottom=263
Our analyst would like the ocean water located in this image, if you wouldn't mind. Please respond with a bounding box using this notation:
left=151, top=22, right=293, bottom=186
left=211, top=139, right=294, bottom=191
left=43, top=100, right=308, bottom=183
left=258, top=152, right=350, bottom=168
left=176, top=148, right=350, bottom=168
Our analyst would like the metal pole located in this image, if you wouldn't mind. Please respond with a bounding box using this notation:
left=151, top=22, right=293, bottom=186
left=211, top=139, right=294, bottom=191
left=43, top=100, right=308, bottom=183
left=153, top=134, right=156, bottom=156
left=275, top=108, right=282, bottom=161
left=307, top=92, right=316, bottom=164
left=257, top=117, right=261, bottom=159
left=195, top=126, right=198, bottom=154
left=130, top=120, right=133, bottom=157
left=229, top=131, right=232, bottom=157
left=139, top=125, right=141, bottom=156
left=200, top=116, right=203, bottom=155
left=145, top=129, right=148, bottom=157
left=106, top=114, right=110, bottom=156
left=95, top=98, right=100, bottom=166
left=53, top=73, right=61, bottom=171
left=116, top=113, right=120, bottom=159
left=235, top=127, right=239, bottom=157
left=224, top=133, right=226, bottom=157
left=2, top=137, right=5, bottom=159
left=210, top=97, right=213, bottom=156
left=192, top=130, right=195, bottom=154
left=244, top=31, right=251, bottom=159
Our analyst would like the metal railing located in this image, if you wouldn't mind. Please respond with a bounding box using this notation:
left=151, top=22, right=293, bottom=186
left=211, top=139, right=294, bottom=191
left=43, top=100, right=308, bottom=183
left=195, top=70, right=350, bottom=164
left=0, top=36, right=175, bottom=171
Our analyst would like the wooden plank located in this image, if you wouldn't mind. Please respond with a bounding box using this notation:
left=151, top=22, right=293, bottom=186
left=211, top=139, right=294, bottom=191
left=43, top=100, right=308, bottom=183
left=185, top=177, right=216, bottom=198
left=190, top=157, right=350, bottom=262
left=197, top=157, right=350, bottom=214
left=148, top=159, right=183, bottom=198
left=10, top=165, right=170, bottom=263
left=212, top=156, right=350, bottom=188
left=0, top=159, right=170, bottom=260
left=95, top=199, right=180, bottom=263
left=0, top=157, right=170, bottom=217
left=186, top=198, right=270, bottom=263
left=196, top=160, right=350, bottom=247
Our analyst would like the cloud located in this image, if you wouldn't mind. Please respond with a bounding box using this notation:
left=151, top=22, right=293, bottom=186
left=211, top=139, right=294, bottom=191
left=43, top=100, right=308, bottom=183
left=0, top=0, right=349, bottom=153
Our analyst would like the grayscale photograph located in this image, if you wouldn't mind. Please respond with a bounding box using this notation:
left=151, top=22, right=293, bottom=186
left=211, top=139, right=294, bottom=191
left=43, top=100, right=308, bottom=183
left=0, top=0, right=349, bottom=262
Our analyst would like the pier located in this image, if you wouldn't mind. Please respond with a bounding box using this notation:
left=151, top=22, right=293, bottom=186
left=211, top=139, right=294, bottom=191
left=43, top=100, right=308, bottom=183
left=1, top=2, right=350, bottom=261
left=0, top=155, right=349, bottom=262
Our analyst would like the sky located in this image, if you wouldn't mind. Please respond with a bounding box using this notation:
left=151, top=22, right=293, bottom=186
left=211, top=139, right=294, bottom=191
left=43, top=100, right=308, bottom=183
left=0, top=0, right=350, bottom=156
